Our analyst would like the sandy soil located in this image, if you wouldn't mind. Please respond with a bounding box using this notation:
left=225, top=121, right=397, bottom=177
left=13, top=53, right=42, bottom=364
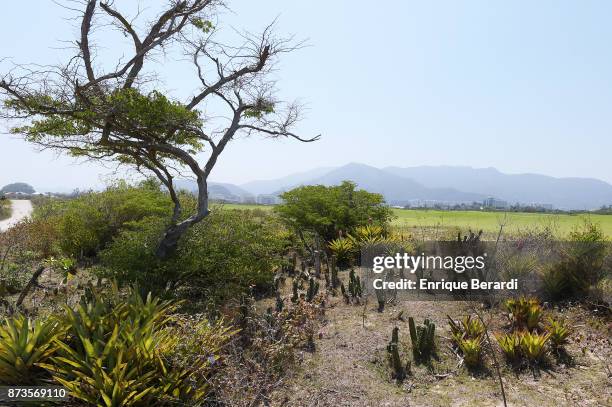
left=268, top=278, right=612, bottom=407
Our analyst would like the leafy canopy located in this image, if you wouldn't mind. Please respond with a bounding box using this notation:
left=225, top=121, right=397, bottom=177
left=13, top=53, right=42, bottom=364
left=274, top=181, right=393, bottom=243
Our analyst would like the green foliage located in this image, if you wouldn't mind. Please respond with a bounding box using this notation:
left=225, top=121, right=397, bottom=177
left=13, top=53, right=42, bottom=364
left=408, top=317, right=435, bottom=363
left=31, top=181, right=171, bottom=259
left=448, top=314, right=485, bottom=368
left=275, top=181, right=393, bottom=244
left=457, top=337, right=483, bottom=368
left=39, top=286, right=234, bottom=406
left=9, top=89, right=203, bottom=158
left=504, top=297, right=542, bottom=331
left=328, top=237, right=354, bottom=267
left=0, top=314, right=66, bottom=384
left=496, top=332, right=521, bottom=361
left=545, top=318, right=571, bottom=349
left=519, top=331, right=550, bottom=361
left=543, top=221, right=608, bottom=300
left=447, top=315, right=484, bottom=341
left=101, top=208, right=290, bottom=303
left=0, top=199, right=9, bottom=221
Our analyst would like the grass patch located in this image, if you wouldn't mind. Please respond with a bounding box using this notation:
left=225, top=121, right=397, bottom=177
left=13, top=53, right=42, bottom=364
left=219, top=204, right=612, bottom=238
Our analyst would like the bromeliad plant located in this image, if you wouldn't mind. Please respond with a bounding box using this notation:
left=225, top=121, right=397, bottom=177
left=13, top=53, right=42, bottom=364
left=504, top=297, right=542, bottom=331
left=545, top=318, right=571, bottom=350
left=0, top=314, right=66, bottom=384
left=519, top=331, right=550, bottom=362
left=38, top=285, right=234, bottom=406
left=496, top=332, right=521, bottom=361
left=457, top=337, right=484, bottom=368
left=447, top=315, right=485, bottom=368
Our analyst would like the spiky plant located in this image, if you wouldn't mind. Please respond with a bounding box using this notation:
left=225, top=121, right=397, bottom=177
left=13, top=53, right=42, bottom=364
left=0, top=314, right=66, bottom=384
left=496, top=332, right=521, bottom=361
left=457, top=337, right=483, bottom=368
left=546, top=318, right=571, bottom=349
left=519, top=331, right=550, bottom=362
left=408, top=317, right=436, bottom=362
left=386, top=327, right=405, bottom=382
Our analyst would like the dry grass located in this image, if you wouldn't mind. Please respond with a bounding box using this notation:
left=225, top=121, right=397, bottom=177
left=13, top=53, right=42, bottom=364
left=266, top=273, right=612, bottom=407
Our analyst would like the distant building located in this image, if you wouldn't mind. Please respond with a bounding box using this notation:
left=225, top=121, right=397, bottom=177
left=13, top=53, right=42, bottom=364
left=483, top=197, right=508, bottom=209
left=240, top=194, right=256, bottom=204
left=256, top=194, right=279, bottom=205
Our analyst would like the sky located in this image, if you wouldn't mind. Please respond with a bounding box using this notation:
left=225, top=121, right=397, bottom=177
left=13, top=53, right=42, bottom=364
left=1, top=0, right=611, bottom=191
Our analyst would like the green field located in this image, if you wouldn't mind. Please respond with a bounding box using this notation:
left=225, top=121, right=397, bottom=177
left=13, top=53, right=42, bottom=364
left=216, top=203, right=612, bottom=237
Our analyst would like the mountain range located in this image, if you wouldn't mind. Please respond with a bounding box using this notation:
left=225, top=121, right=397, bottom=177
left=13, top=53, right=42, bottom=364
left=179, top=163, right=612, bottom=210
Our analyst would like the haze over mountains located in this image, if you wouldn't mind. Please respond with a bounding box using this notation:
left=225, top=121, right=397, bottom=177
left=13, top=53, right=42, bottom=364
left=199, top=163, right=612, bottom=210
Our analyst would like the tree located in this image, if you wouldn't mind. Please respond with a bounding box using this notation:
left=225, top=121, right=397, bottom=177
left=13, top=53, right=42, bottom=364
left=274, top=181, right=393, bottom=248
left=1, top=183, right=35, bottom=194
left=0, top=0, right=318, bottom=258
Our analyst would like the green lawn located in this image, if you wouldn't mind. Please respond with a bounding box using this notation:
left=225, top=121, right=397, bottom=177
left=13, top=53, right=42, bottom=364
left=216, top=203, right=612, bottom=237
left=391, top=209, right=612, bottom=237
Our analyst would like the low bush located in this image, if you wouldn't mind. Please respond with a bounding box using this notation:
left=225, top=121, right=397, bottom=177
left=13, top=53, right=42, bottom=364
left=542, top=221, right=608, bottom=300
left=100, top=209, right=290, bottom=304
left=32, top=180, right=172, bottom=259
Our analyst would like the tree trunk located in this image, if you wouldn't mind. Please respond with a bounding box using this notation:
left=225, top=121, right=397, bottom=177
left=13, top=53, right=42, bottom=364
left=155, top=176, right=209, bottom=259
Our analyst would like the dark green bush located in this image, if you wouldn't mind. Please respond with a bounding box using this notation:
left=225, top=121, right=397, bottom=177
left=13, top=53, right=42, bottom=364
left=100, top=209, right=290, bottom=304
left=32, top=181, right=171, bottom=258
left=542, top=221, right=609, bottom=300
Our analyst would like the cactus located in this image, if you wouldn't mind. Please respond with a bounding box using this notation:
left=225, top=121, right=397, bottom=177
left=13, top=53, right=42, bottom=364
left=348, top=269, right=362, bottom=298
left=306, top=277, right=319, bottom=302
left=291, top=279, right=299, bottom=303
left=314, top=250, right=321, bottom=278
left=330, top=255, right=339, bottom=289
left=340, top=282, right=350, bottom=304
left=386, top=327, right=406, bottom=382
left=275, top=292, right=284, bottom=312
left=408, top=317, right=436, bottom=362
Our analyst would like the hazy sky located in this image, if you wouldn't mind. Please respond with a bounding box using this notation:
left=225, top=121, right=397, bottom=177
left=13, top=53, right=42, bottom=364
left=1, top=1, right=611, bottom=191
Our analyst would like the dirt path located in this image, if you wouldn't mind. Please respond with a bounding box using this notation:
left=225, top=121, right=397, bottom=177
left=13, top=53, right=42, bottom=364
left=0, top=200, right=33, bottom=232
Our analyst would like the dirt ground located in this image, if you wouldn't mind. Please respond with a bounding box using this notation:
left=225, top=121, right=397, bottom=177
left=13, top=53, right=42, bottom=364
left=268, top=284, right=611, bottom=407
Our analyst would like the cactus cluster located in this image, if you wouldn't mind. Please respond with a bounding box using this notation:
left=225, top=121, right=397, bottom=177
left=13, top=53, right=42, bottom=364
left=408, top=317, right=436, bottom=362
left=306, top=277, right=320, bottom=302
left=291, top=279, right=299, bottom=303
left=386, top=327, right=408, bottom=382
left=348, top=269, right=362, bottom=298
left=330, top=255, right=340, bottom=289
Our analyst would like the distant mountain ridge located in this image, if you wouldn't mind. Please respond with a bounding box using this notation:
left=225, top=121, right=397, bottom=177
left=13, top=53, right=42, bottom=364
left=194, top=163, right=612, bottom=210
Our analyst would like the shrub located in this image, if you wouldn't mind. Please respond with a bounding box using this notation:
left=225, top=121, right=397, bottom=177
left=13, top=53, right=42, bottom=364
left=504, top=297, right=542, bottom=331
left=100, top=209, right=290, bottom=304
left=542, top=221, right=608, bottom=300
left=447, top=315, right=484, bottom=340
left=0, top=314, right=66, bottom=384
left=32, top=181, right=172, bottom=259
left=328, top=237, right=355, bottom=268
left=275, top=181, right=393, bottom=244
